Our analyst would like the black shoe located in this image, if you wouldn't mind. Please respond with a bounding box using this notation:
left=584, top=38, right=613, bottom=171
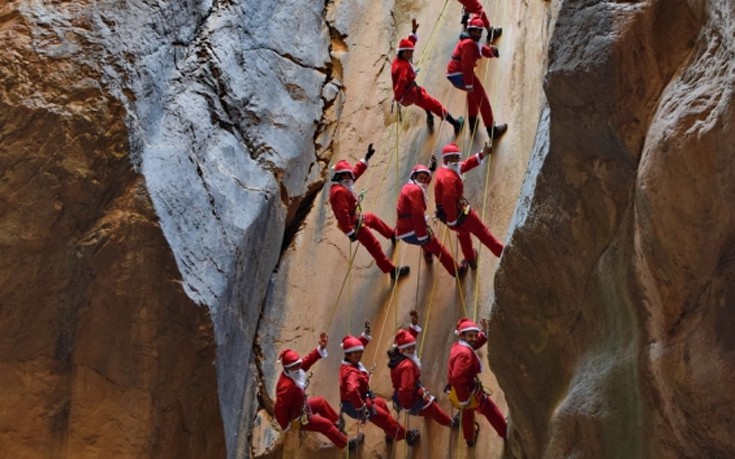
left=453, top=116, right=464, bottom=136
left=466, top=422, right=480, bottom=447
left=385, top=435, right=394, bottom=445
left=467, top=116, right=479, bottom=136
left=487, top=27, right=502, bottom=42
left=423, top=250, right=433, bottom=264
left=489, top=123, right=508, bottom=140
left=426, top=111, right=435, bottom=131
left=406, top=428, right=420, bottom=446
left=391, top=233, right=397, bottom=247
left=466, top=249, right=479, bottom=270
left=450, top=413, right=460, bottom=430
left=456, top=260, right=469, bottom=278
left=348, top=432, right=364, bottom=450
left=461, top=10, right=469, bottom=28
left=390, top=266, right=410, bottom=280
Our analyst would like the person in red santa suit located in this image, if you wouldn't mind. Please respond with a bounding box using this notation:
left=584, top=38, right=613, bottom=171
left=395, top=162, right=468, bottom=278
left=275, top=332, right=364, bottom=450
left=446, top=16, right=507, bottom=142
left=434, top=142, right=504, bottom=269
left=392, top=18, right=464, bottom=135
left=446, top=318, right=507, bottom=447
left=339, top=321, right=420, bottom=445
left=388, top=310, right=457, bottom=428
left=329, top=143, right=409, bottom=280
left=456, top=0, right=502, bottom=41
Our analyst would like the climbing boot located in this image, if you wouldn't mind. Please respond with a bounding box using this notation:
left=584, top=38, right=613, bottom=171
left=467, top=116, right=479, bottom=137
left=466, top=422, right=480, bottom=447
left=488, top=123, right=508, bottom=140
left=466, top=249, right=479, bottom=270
left=348, top=432, right=365, bottom=451
left=391, top=233, right=397, bottom=247
left=446, top=114, right=464, bottom=136
left=456, top=260, right=469, bottom=279
left=390, top=266, right=410, bottom=280
left=487, top=27, right=503, bottom=43
left=423, top=249, right=434, bottom=264
left=406, top=428, right=421, bottom=446
left=426, top=110, right=435, bottom=131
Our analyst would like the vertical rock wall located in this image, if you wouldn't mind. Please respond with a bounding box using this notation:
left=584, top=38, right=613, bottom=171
left=492, top=0, right=735, bottom=457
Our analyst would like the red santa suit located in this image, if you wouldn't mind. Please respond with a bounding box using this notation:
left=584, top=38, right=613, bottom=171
left=446, top=32, right=498, bottom=128
left=447, top=319, right=507, bottom=442
left=392, top=33, right=449, bottom=119
left=329, top=159, right=397, bottom=274
left=395, top=169, right=462, bottom=277
left=389, top=326, right=453, bottom=426
left=274, top=347, right=348, bottom=448
left=456, top=0, right=492, bottom=30
left=339, top=334, right=408, bottom=442
left=434, top=144, right=504, bottom=263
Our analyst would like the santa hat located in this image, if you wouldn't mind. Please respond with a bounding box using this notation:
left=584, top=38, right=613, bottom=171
left=467, top=16, right=485, bottom=30
left=441, top=143, right=462, bottom=159
left=410, top=164, right=432, bottom=181
left=397, top=38, right=415, bottom=53
left=455, top=318, right=480, bottom=336
left=332, top=160, right=355, bottom=180
left=279, top=349, right=302, bottom=369
left=341, top=335, right=365, bottom=353
left=394, top=329, right=417, bottom=350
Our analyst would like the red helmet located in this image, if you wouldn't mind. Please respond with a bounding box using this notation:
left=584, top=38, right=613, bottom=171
left=397, top=37, right=415, bottom=53
left=467, top=16, right=485, bottom=30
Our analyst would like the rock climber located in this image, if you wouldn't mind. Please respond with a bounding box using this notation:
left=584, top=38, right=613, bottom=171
left=446, top=318, right=507, bottom=447
left=433, top=142, right=504, bottom=269
left=339, top=321, right=420, bottom=446
left=329, top=144, right=409, bottom=280
left=395, top=161, right=468, bottom=278
left=392, top=18, right=464, bottom=135
left=456, top=0, right=502, bottom=41
left=446, top=16, right=507, bottom=141
left=275, top=332, right=364, bottom=450
left=388, top=309, right=458, bottom=428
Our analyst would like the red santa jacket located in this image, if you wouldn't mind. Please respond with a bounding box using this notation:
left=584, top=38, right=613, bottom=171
left=329, top=160, right=368, bottom=238
left=395, top=181, right=430, bottom=242
left=391, top=34, right=418, bottom=101
left=446, top=38, right=496, bottom=91
left=433, top=153, right=482, bottom=227
left=339, top=334, right=372, bottom=408
left=388, top=326, right=425, bottom=409
left=447, top=333, right=488, bottom=405
left=274, top=347, right=326, bottom=430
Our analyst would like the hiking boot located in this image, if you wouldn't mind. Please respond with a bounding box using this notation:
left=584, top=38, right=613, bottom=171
left=466, top=249, right=479, bottom=270
left=391, top=233, right=397, bottom=247
left=466, top=422, right=480, bottom=447
left=390, top=266, right=410, bottom=280
left=487, top=27, right=503, bottom=43
left=489, top=123, right=508, bottom=140
left=347, top=432, right=364, bottom=451
left=450, top=412, right=460, bottom=430
left=453, top=116, right=464, bottom=136
left=406, top=428, right=421, bottom=446
left=426, top=111, right=435, bottom=131
left=423, top=249, right=433, bottom=264
left=467, top=116, right=479, bottom=137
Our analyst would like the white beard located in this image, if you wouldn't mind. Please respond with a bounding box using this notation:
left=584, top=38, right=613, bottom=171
left=288, top=368, right=309, bottom=390
left=447, top=163, right=461, bottom=174
left=341, top=179, right=355, bottom=194
left=402, top=350, right=422, bottom=370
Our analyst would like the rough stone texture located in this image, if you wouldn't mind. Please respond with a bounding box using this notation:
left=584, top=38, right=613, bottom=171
left=492, top=1, right=735, bottom=458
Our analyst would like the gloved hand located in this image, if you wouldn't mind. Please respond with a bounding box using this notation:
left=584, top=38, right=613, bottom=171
left=429, top=155, right=437, bottom=172
left=349, top=232, right=358, bottom=242
left=479, top=143, right=492, bottom=160
left=409, top=309, right=419, bottom=326
left=363, top=320, right=371, bottom=336
left=365, top=143, right=375, bottom=161
left=412, top=18, right=419, bottom=34
left=491, top=46, right=500, bottom=58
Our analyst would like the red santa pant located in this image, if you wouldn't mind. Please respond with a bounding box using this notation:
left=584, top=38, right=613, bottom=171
left=451, top=209, right=504, bottom=259
left=458, top=0, right=491, bottom=29
left=400, top=85, right=449, bottom=119
left=417, top=400, right=453, bottom=426
left=303, top=397, right=348, bottom=449
left=403, top=235, right=460, bottom=277
left=368, top=397, right=407, bottom=441
left=459, top=393, right=507, bottom=441
left=356, top=213, right=396, bottom=273
left=465, top=78, right=494, bottom=127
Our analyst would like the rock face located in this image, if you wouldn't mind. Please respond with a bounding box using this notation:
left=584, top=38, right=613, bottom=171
left=491, top=1, right=735, bottom=458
